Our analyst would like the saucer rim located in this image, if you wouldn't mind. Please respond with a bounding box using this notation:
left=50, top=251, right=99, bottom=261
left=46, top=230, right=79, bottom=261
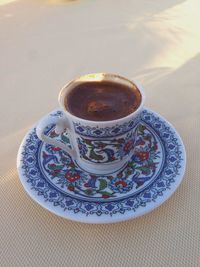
left=17, top=108, right=186, bottom=224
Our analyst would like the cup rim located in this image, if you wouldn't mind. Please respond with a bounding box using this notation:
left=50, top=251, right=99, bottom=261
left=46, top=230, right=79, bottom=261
left=58, top=73, right=145, bottom=125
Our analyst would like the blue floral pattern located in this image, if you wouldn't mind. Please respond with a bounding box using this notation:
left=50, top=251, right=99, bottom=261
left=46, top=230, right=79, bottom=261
left=19, top=109, right=185, bottom=220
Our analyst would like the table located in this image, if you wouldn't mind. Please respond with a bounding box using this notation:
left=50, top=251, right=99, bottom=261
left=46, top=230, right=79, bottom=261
left=0, top=0, right=199, bottom=266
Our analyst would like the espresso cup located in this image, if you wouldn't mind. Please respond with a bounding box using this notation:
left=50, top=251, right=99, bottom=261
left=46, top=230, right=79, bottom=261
left=36, top=73, right=145, bottom=174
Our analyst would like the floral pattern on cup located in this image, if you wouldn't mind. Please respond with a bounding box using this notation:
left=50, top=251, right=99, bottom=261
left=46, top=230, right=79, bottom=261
left=77, top=131, right=135, bottom=163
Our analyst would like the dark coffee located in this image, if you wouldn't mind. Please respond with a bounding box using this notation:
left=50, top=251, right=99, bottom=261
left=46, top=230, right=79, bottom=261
left=65, top=81, right=141, bottom=121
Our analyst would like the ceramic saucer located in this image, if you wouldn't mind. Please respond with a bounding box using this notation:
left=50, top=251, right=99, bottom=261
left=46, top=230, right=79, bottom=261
left=17, top=108, right=186, bottom=224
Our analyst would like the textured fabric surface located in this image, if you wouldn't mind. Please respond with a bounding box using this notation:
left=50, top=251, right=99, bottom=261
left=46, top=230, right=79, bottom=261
left=0, top=0, right=199, bottom=266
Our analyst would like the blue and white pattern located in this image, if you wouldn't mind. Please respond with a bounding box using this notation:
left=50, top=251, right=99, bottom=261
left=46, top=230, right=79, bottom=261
left=17, top=109, right=186, bottom=224
left=73, top=115, right=141, bottom=138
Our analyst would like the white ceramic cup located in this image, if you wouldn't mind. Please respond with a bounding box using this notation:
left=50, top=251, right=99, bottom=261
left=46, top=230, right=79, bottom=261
left=36, top=73, right=145, bottom=174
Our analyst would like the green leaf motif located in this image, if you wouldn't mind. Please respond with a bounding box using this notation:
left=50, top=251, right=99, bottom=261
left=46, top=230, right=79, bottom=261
left=127, top=161, right=136, bottom=168
left=138, top=124, right=146, bottom=134
left=48, top=164, right=64, bottom=170
left=97, top=143, right=107, bottom=148
left=61, top=134, right=70, bottom=144
left=99, top=179, right=107, bottom=191
left=82, top=155, right=90, bottom=161
left=144, top=134, right=151, bottom=141
left=136, top=166, right=151, bottom=175
left=89, top=149, right=104, bottom=161
left=100, top=191, right=113, bottom=196
left=84, top=189, right=93, bottom=195
left=84, top=139, right=93, bottom=145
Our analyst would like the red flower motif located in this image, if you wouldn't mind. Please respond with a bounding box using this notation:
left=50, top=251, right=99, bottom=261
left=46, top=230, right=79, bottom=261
left=49, top=163, right=56, bottom=168
left=154, top=144, right=158, bottom=150
left=69, top=162, right=76, bottom=168
left=138, top=140, right=145, bottom=146
left=124, top=140, right=134, bottom=152
left=136, top=151, right=149, bottom=161
left=68, top=185, right=75, bottom=191
left=115, top=180, right=127, bottom=187
left=65, top=171, right=80, bottom=183
left=99, top=144, right=105, bottom=149
left=117, top=172, right=123, bottom=178
left=53, top=169, right=60, bottom=175
left=52, top=147, right=61, bottom=151
left=102, top=195, right=110, bottom=199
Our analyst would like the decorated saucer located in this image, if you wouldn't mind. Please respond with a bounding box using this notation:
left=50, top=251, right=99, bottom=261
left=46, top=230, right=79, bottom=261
left=17, top=108, right=186, bottom=224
